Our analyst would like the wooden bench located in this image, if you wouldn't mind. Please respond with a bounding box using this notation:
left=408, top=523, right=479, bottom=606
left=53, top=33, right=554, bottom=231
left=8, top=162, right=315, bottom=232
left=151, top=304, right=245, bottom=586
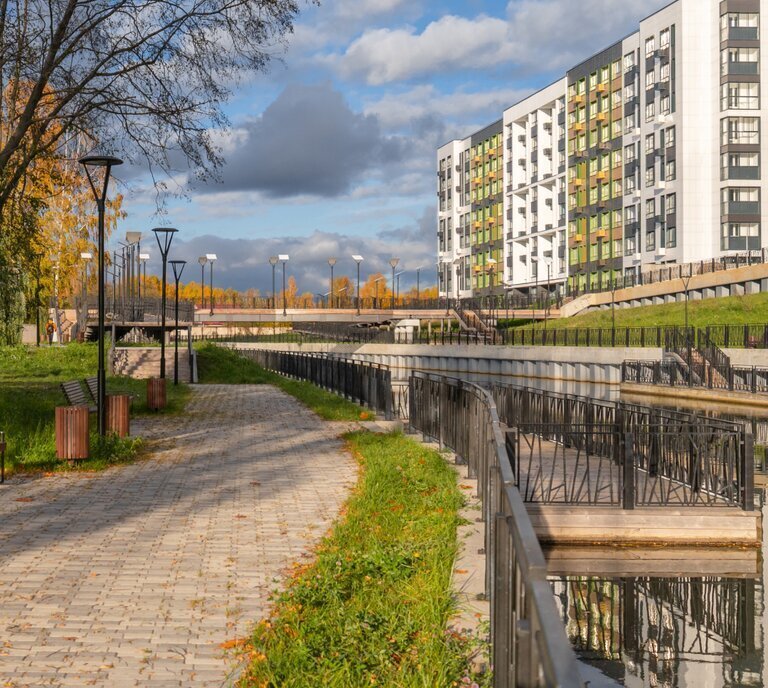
left=85, top=377, right=98, bottom=404
left=60, top=381, right=96, bottom=414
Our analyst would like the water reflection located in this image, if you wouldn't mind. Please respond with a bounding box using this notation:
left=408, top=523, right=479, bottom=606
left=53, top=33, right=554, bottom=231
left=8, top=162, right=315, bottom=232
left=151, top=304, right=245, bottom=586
left=549, top=575, right=762, bottom=687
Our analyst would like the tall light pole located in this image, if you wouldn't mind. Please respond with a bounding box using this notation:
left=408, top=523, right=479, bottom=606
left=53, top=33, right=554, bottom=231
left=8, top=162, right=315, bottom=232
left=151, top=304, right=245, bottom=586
left=681, top=264, right=693, bottom=335
left=139, top=253, right=149, bottom=305
left=337, top=285, right=348, bottom=308
left=79, top=154, right=123, bottom=438
left=269, top=256, right=279, bottom=310
left=352, top=255, right=363, bottom=314
left=152, top=227, right=178, bottom=380
left=415, top=266, right=423, bottom=306
left=328, top=257, right=336, bottom=309
left=389, top=257, right=399, bottom=309
left=395, top=271, right=404, bottom=305
left=207, top=253, right=217, bottom=316
left=32, top=252, right=42, bottom=347
left=543, top=256, right=552, bottom=331
left=531, top=255, right=539, bottom=312
left=169, top=260, right=186, bottom=385
left=80, top=252, right=93, bottom=339
left=126, top=231, right=141, bottom=319
left=198, top=256, right=208, bottom=310
left=279, top=254, right=290, bottom=316
left=374, top=276, right=383, bottom=309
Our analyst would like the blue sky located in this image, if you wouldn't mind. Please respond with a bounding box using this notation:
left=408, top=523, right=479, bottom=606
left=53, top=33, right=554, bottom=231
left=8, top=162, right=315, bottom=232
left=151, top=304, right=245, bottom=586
left=120, top=0, right=670, bottom=293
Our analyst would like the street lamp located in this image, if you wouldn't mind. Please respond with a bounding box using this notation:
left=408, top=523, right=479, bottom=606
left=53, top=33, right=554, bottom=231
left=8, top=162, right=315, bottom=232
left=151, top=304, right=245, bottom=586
left=206, top=253, right=217, bottom=316
left=415, top=266, right=423, bottom=306
left=531, top=255, right=539, bottom=312
left=395, top=271, right=404, bottom=306
left=328, top=257, right=336, bottom=309
left=79, top=153, right=123, bottom=438
left=80, top=252, right=93, bottom=338
left=31, top=252, right=42, bottom=347
left=268, top=256, right=279, bottom=310
left=337, top=285, right=348, bottom=308
left=542, top=256, right=552, bottom=331
left=374, top=276, right=383, bottom=309
left=352, top=255, right=364, bottom=314
left=126, top=231, right=141, bottom=319
left=198, top=256, right=208, bottom=310
left=681, top=264, right=693, bottom=335
left=389, top=258, right=399, bottom=309
left=279, top=254, right=289, bottom=316
left=139, top=253, right=149, bottom=305
left=152, top=227, right=178, bottom=380
left=169, top=260, right=187, bottom=386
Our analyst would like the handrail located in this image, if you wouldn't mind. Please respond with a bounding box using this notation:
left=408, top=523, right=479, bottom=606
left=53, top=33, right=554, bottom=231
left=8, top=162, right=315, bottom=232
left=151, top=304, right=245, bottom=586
left=408, top=371, right=585, bottom=687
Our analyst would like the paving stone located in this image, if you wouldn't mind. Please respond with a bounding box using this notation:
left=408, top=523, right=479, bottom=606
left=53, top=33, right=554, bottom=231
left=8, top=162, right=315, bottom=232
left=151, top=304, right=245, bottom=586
left=0, top=385, right=356, bottom=686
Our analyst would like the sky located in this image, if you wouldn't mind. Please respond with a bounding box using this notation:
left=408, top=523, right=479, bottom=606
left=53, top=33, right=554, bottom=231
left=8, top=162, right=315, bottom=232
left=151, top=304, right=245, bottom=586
left=118, top=0, right=672, bottom=294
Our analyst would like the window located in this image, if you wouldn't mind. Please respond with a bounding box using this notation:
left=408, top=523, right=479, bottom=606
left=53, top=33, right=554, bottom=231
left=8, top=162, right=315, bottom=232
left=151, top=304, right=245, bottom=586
left=612, top=60, right=621, bottom=78
left=721, top=47, right=760, bottom=76
left=721, top=117, right=760, bottom=145
left=665, top=160, right=676, bottom=181
left=645, top=166, right=655, bottom=187
left=646, top=134, right=656, bottom=153
left=663, top=226, right=677, bottom=248
left=625, top=206, right=637, bottom=224
left=645, top=36, right=656, bottom=57
left=626, top=235, right=637, bottom=254
left=601, top=66, right=610, bottom=83
left=721, top=12, right=760, bottom=41
left=612, top=149, right=622, bottom=167
left=645, top=70, right=656, bottom=89
left=624, top=115, right=635, bottom=134
left=660, top=96, right=670, bottom=115
left=666, top=193, right=676, bottom=215
left=722, top=82, right=760, bottom=110
left=646, top=199, right=656, bottom=217
left=625, top=144, right=636, bottom=163
left=624, top=52, right=636, bottom=72
left=589, top=72, right=597, bottom=89
left=625, top=82, right=637, bottom=100
left=721, top=152, right=760, bottom=179
left=625, top=175, right=636, bottom=194
left=660, top=28, right=670, bottom=48
left=722, top=222, right=761, bottom=250
left=665, top=126, right=675, bottom=148
left=646, top=230, right=656, bottom=251
left=612, top=89, right=622, bottom=108
left=645, top=101, right=656, bottom=122
left=660, top=63, right=670, bottom=82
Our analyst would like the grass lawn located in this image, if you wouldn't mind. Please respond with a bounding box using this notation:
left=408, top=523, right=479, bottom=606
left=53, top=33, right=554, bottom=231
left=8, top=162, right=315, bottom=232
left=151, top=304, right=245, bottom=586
left=195, top=343, right=374, bottom=422
left=0, top=343, right=189, bottom=476
left=515, top=291, right=768, bottom=332
left=238, top=431, right=487, bottom=688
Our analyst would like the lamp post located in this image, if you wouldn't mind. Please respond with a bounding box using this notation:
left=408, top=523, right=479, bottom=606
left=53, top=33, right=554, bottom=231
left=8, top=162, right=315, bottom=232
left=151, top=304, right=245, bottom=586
left=681, top=265, right=693, bottom=334
left=610, top=276, right=618, bottom=346
left=152, top=227, right=178, bottom=380
left=543, top=257, right=552, bottom=332
left=169, top=260, right=187, bottom=386
left=374, top=276, right=383, bottom=309
left=268, top=256, right=279, bottom=309
left=139, top=253, right=149, bottom=304
left=80, top=252, right=93, bottom=338
left=32, top=252, right=42, bottom=347
left=327, top=257, right=336, bottom=309
left=337, top=285, right=348, bottom=308
left=79, top=154, right=123, bottom=438
left=531, top=255, right=539, bottom=313
left=279, top=254, right=289, bottom=316
left=389, top=258, right=399, bottom=309
left=206, top=253, right=217, bottom=316
left=352, top=255, right=363, bottom=314
left=198, top=256, right=208, bottom=310
left=126, top=231, right=141, bottom=320
left=395, top=271, right=404, bottom=306
left=415, top=266, right=423, bottom=307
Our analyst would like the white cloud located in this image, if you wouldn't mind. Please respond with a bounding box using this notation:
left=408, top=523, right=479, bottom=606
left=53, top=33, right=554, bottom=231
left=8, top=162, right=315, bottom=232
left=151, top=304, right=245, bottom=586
left=334, top=0, right=670, bottom=85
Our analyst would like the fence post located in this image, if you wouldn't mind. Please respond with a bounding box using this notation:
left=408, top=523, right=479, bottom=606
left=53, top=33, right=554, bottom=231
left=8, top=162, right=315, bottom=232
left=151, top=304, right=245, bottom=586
left=743, top=429, right=755, bottom=511
left=622, top=432, right=635, bottom=510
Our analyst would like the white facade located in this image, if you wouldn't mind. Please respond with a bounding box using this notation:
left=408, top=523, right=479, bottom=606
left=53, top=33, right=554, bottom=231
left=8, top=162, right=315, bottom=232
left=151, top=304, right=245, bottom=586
left=503, top=79, right=568, bottom=294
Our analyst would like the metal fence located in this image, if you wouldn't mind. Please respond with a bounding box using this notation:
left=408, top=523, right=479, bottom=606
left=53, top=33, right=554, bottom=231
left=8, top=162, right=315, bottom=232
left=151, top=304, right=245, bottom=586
left=237, top=349, right=393, bottom=420
left=408, top=372, right=585, bottom=688
left=81, top=296, right=196, bottom=324
left=492, top=382, right=753, bottom=510
left=623, top=359, right=768, bottom=394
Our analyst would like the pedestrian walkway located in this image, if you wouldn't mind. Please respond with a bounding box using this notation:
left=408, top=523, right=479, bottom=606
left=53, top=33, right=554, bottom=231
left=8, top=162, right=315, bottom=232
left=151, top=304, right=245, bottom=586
left=0, top=385, right=357, bottom=687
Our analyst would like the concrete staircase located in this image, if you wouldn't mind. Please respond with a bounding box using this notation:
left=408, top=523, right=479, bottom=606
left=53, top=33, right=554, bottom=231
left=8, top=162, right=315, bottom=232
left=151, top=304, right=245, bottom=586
left=111, top=347, right=194, bottom=381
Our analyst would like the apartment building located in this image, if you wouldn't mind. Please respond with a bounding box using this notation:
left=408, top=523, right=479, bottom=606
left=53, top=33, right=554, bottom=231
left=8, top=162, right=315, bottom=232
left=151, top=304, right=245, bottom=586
left=437, top=0, right=768, bottom=299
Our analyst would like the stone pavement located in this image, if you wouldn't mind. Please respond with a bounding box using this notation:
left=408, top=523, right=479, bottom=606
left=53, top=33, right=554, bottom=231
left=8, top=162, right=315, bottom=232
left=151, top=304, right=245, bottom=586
left=0, top=385, right=358, bottom=687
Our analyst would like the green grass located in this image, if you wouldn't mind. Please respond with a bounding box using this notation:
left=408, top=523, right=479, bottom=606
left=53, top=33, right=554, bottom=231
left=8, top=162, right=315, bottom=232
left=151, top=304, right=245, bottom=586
left=516, top=291, right=768, bottom=332
left=195, top=343, right=373, bottom=422
left=239, top=431, right=487, bottom=688
left=0, top=344, right=189, bottom=476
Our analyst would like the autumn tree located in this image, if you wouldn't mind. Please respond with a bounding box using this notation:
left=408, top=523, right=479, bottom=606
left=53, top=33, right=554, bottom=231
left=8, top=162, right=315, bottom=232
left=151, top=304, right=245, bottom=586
left=0, top=0, right=307, bottom=221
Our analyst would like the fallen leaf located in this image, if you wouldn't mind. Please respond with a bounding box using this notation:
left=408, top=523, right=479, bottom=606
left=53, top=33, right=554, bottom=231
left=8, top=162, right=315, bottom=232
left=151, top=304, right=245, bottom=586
left=234, top=514, right=248, bottom=519
left=14, top=497, right=33, bottom=502
left=250, top=481, right=261, bottom=486
left=454, top=569, right=469, bottom=574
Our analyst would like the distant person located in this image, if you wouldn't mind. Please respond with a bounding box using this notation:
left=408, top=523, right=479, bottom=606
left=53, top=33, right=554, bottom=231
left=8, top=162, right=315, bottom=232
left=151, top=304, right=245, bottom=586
left=46, top=319, right=55, bottom=344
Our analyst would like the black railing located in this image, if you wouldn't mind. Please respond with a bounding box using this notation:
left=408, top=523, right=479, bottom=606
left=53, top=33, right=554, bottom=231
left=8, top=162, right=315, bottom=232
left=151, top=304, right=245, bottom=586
left=408, top=372, right=584, bottom=688
left=80, top=296, right=195, bottom=324
left=623, top=359, right=768, bottom=395
left=293, top=322, right=396, bottom=343
left=491, top=382, right=753, bottom=510
left=237, top=349, right=393, bottom=420
left=706, top=323, right=768, bottom=349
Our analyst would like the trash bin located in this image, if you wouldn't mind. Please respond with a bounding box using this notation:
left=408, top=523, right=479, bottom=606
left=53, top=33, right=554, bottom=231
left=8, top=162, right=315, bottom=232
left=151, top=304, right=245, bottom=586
left=147, top=377, right=166, bottom=411
left=106, top=394, right=131, bottom=437
left=55, top=406, right=89, bottom=461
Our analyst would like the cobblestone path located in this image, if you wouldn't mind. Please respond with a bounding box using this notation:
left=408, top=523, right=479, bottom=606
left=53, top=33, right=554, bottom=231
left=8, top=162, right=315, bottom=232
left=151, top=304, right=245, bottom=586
left=0, top=385, right=357, bottom=687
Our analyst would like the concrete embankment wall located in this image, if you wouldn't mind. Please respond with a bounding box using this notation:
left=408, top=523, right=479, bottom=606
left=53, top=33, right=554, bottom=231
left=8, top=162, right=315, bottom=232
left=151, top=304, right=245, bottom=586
left=231, top=343, right=663, bottom=387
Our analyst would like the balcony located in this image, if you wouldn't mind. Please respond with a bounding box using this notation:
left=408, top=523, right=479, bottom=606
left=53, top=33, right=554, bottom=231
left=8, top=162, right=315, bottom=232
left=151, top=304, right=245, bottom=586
left=725, top=61, right=759, bottom=76
left=725, top=165, right=760, bottom=180
left=727, top=26, right=759, bottom=41
left=723, top=201, right=760, bottom=215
